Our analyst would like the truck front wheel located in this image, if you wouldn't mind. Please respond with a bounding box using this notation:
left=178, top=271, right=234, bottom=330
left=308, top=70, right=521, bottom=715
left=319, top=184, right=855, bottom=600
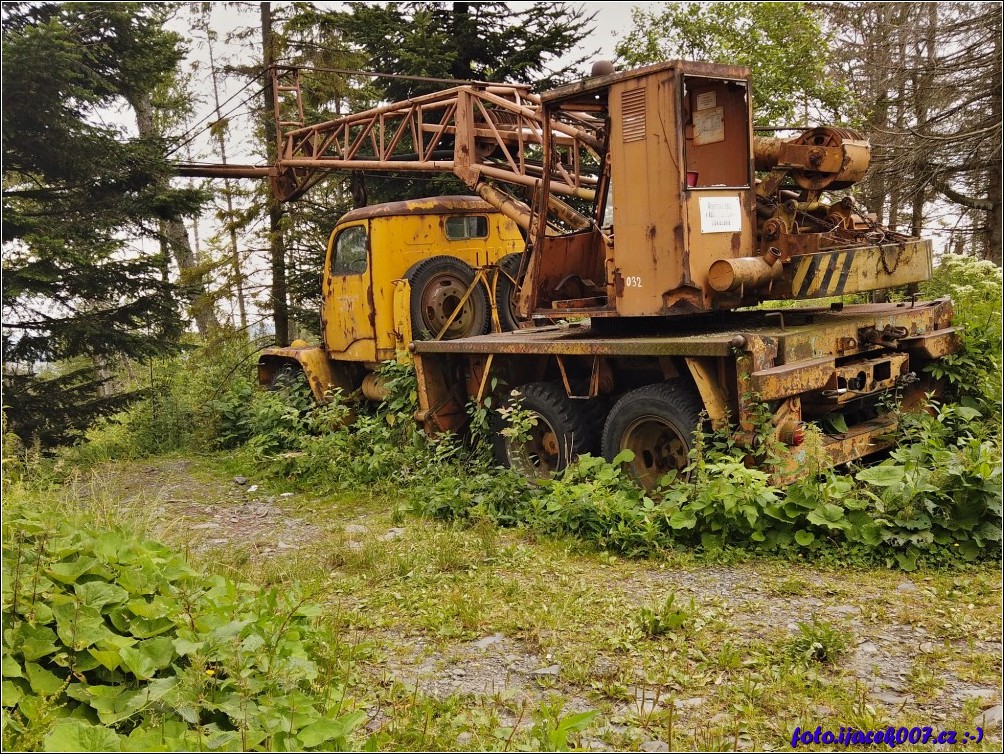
left=601, top=381, right=704, bottom=490
left=493, top=382, right=592, bottom=479
left=405, top=256, right=490, bottom=340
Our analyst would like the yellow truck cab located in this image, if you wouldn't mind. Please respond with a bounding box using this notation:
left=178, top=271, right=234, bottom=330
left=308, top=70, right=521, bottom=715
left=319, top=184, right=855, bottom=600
left=259, top=195, right=525, bottom=401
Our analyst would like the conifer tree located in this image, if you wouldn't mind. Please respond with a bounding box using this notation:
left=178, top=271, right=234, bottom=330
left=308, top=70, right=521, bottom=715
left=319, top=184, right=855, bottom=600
left=2, top=2, right=203, bottom=446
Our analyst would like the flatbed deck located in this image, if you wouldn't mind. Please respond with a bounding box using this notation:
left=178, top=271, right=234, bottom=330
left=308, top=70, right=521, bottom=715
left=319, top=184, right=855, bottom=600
left=412, top=300, right=956, bottom=360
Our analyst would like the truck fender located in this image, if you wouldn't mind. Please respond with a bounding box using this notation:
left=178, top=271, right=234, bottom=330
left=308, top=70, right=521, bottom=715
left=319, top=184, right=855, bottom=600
left=257, top=344, right=360, bottom=403
left=392, top=278, right=414, bottom=353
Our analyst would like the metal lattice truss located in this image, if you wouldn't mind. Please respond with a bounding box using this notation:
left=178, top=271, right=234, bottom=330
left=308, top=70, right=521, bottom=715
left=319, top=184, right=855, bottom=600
left=269, top=67, right=602, bottom=206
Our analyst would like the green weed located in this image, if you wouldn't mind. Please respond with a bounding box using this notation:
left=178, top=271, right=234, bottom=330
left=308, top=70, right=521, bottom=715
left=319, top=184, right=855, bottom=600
left=631, top=592, right=695, bottom=638
left=786, top=619, right=851, bottom=664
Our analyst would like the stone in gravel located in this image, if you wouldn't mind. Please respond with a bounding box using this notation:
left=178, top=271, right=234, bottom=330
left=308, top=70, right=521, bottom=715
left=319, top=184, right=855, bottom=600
left=266, top=496, right=276, bottom=504
left=874, top=692, right=907, bottom=705
left=280, top=492, right=295, bottom=498
left=380, top=527, right=406, bottom=541
left=450, top=668, right=467, bottom=677
left=192, top=522, right=217, bottom=530
left=673, top=697, right=705, bottom=710
left=919, top=641, right=935, bottom=653
left=247, top=484, right=259, bottom=493
left=580, top=738, right=611, bottom=751
left=955, top=687, right=998, bottom=706
left=896, top=580, right=919, bottom=593
left=345, top=524, right=368, bottom=536
left=629, top=687, right=663, bottom=716
left=975, top=704, right=1003, bottom=730
left=234, top=476, right=248, bottom=485
left=474, top=633, right=504, bottom=650
left=347, top=540, right=364, bottom=552
left=596, top=724, right=629, bottom=736
left=857, top=641, right=879, bottom=654
left=277, top=542, right=295, bottom=550
left=828, top=604, right=859, bottom=616
left=640, top=740, right=669, bottom=752
left=532, top=664, right=560, bottom=677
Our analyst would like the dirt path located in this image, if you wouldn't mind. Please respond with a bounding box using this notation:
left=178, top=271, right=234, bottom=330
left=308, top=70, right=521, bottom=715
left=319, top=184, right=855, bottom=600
left=95, top=457, right=1003, bottom=751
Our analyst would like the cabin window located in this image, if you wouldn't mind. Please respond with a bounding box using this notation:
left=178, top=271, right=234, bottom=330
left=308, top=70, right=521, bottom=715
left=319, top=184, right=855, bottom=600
left=331, top=225, right=368, bottom=275
left=444, top=215, right=489, bottom=240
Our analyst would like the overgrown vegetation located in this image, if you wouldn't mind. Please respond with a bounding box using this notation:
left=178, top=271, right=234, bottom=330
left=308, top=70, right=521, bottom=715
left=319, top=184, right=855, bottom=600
left=2, top=255, right=999, bottom=748
left=38, top=256, right=1000, bottom=574
left=2, top=494, right=365, bottom=751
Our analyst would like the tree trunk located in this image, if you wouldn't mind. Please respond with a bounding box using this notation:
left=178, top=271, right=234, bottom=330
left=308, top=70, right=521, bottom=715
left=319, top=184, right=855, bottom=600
left=451, top=2, right=475, bottom=80
left=261, top=1, right=290, bottom=346
left=987, top=16, right=1003, bottom=266
left=133, top=93, right=220, bottom=337
left=205, top=5, right=249, bottom=330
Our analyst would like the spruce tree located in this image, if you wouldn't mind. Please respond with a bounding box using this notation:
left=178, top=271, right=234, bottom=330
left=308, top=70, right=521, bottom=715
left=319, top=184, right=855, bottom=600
left=2, top=2, right=203, bottom=446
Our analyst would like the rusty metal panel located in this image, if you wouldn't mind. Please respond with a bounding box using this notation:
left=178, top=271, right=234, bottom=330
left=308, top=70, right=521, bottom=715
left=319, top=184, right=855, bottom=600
left=606, top=65, right=757, bottom=317
left=413, top=322, right=737, bottom=357
left=607, top=68, right=686, bottom=316
left=621, top=88, right=647, bottom=142
left=899, top=327, right=962, bottom=359
left=530, top=229, right=607, bottom=309
left=683, top=356, right=730, bottom=422
left=802, top=353, right=910, bottom=409
left=766, top=299, right=956, bottom=365
left=749, top=356, right=835, bottom=401
left=786, top=239, right=932, bottom=299
left=820, top=416, right=898, bottom=466
left=338, top=195, right=495, bottom=222
left=322, top=219, right=377, bottom=359
left=413, top=352, right=468, bottom=434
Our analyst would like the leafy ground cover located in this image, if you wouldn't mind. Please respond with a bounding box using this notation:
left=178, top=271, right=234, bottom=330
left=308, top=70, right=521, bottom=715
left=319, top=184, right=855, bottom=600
left=4, top=255, right=1000, bottom=750
left=5, top=456, right=999, bottom=751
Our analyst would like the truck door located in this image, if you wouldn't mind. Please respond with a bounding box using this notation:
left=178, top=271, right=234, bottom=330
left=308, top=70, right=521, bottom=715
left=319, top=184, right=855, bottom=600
left=323, top=221, right=376, bottom=358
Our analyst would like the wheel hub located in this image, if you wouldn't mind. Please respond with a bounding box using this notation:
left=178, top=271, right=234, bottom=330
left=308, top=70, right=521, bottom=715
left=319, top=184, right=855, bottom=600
left=622, top=415, right=689, bottom=489
left=506, top=413, right=561, bottom=477
left=421, top=275, right=472, bottom=337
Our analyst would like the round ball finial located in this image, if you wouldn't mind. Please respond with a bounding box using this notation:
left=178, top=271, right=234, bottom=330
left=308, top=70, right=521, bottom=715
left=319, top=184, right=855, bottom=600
left=591, top=60, right=615, bottom=77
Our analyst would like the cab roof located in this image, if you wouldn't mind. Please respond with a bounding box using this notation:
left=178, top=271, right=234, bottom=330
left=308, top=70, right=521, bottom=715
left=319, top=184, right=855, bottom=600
left=338, top=195, right=495, bottom=223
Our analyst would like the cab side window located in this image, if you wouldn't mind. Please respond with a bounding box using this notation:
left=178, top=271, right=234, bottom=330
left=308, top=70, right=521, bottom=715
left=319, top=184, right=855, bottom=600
left=330, top=225, right=368, bottom=275
left=444, top=215, right=488, bottom=240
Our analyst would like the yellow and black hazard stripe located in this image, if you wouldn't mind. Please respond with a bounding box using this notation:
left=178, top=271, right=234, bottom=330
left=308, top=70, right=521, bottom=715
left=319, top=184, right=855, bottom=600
left=791, top=249, right=857, bottom=298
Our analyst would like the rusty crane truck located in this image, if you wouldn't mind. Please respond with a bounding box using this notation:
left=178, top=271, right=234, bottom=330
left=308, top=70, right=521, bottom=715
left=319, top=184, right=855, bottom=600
left=181, top=61, right=960, bottom=488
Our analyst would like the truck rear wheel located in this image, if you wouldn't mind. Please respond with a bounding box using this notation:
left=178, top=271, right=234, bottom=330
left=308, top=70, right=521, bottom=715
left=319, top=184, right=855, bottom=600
left=493, top=382, right=592, bottom=478
left=601, top=381, right=704, bottom=490
left=406, top=256, right=490, bottom=340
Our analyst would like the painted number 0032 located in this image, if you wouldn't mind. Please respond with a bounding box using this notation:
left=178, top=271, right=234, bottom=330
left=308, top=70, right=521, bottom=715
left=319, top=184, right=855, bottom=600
left=624, top=276, right=643, bottom=288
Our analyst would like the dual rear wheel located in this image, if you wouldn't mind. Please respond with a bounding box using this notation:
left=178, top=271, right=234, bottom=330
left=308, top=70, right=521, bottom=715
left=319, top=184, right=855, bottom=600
left=493, top=379, right=703, bottom=489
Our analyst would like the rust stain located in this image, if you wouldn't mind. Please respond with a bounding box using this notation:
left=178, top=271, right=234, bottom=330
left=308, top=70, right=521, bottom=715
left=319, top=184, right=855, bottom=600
left=613, top=268, right=625, bottom=297
left=339, top=195, right=494, bottom=223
